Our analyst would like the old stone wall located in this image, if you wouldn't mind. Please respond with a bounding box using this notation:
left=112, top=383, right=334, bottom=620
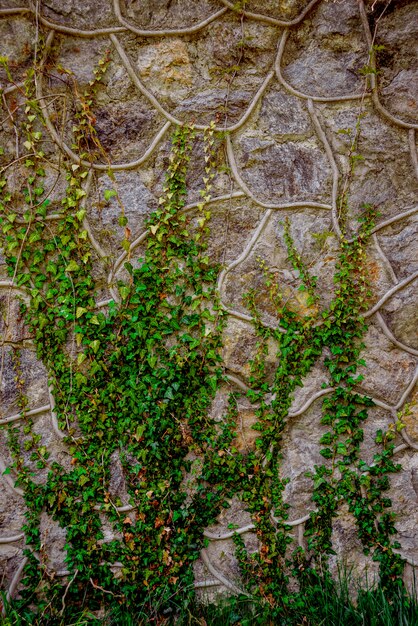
left=0, top=0, right=417, bottom=612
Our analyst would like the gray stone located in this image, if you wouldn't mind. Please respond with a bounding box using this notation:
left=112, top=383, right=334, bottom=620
left=94, top=101, right=161, bottom=163
left=0, top=293, right=29, bottom=344
left=382, top=70, right=418, bottom=124
left=257, top=89, right=312, bottom=138
left=381, top=282, right=418, bottom=351
left=121, top=0, right=221, bottom=30
left=51, top=36, right=110, bottom=88
left=328, top=503, right=380, bottom=590
left=282, top=0, right=367, bottom=98
left=173, top=89, right=254, bottom=126
left=238, top=0, right=308, bottom=21
left=39, top=512, right=67, bottom=572
left=281, top=400, right=331, bottom=520
left=221, top=317, right=278, bottom=382
left=318, top=104, right=418, bottom=225
left=283, top=47, right=365, bottom=98
left=356, top=323, right=416, bottom=406
left=376, top=2, right=418, bottom=124
left=42, top=0, right=115, bottom=29
left=386, top=450, right=418, bottom=563
left=0, top=18, right=35, bottom=88
left=378, top=216, right=418, bottom=281
left=87, top=170, right=157, bottom=257
left=235, top=136, right=333, bottom=203
left=196, top=197, right=265, bottom=264
left=0, top=347, right=49, bottom=417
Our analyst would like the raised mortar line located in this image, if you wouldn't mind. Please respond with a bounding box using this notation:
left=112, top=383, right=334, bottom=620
left=112, top=0, right=228, bottom=37
left=358, top=0, right=418, bottom=131
left=375, top=312, right=418, bottom=357
left=395, top=365, right=418, bottom=410
left=307, top=99, right=341, bottom=238
left=409, top=130, right=418, bottom=180
left=201, top=548, right=250, bottom=596
left=219, top=0, right=322, bottom=27
left=109, top=191, right=246, bottom=281
left=372, top=233, right=398, bottom=285
left=0, top=404, right=50, bottom=426
left=275, top=30, right=366, bottom=103
left=226, top=134, right=332, bottom=210
left=110, top=33, right=276, bottom=133
left=363, top=271, right=418, bottom=319
left=2, top=0, right=418, bottom=605
left=370, top=206, right=418, bottom=235
left=0, top=533, right=24, bottom=544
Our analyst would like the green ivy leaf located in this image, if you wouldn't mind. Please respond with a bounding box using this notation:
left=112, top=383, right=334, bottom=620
left=77, top=353, right=87, bottom=366
left=65, top=260, right=80, bottom=272
left=89, top=340, right=100, bottom=354
left=104, top=189, right=117, bottom=201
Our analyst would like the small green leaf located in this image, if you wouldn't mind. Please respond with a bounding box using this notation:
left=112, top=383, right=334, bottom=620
left=104, top=189, right=117, bottom=201
left=77, top=353, right=87, bottom=366
left=119, top=285, right=130, bottom=300
left=89, top=340, right=100, bottom=354
left=65, top=260, right=80, bottom=272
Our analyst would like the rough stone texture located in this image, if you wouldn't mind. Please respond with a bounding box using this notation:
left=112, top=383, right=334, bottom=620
left=0, top=0, right=417, bottom=604
left=377, top=2, right=418, bottom=124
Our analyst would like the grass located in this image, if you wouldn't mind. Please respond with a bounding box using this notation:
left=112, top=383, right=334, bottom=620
left=1, top=570, right=418, bottom=626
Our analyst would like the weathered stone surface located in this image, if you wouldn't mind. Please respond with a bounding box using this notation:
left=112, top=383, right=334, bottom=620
left=0, top=294, right=29, bottom=344
left=88, top=170, right=157, bottom=256
left=0, top=17, right=35, bottom=87
left=376, top=2, right=418, bottom=124
left=319, top=103, right=418, bottom=226
left=234, top=135, right=333, bottom=203
left=402, top=386, right=418, bottom=443
left=386, top=449, right=418, bottom=563
left=198, top=197, right=265, bottom=265
left=94, top=101, right=161, bottom=162
left=281, top=400, right=330, bottom=520
left=356, top=323, right=416, bottom=405
left=136, top=39, right=194, bottom=102
left=358, top=406, right=395, bottom=467
left=257, top=88, right=312, bottom=137
left=201, top=496, right=258, bottom=589
left=39, top=512, right=67, bottom=572
left=120, top=0, right=221, bottom=30
left=52, top=37, right=109, bottom=86
left=42, top=0, right=116, bottom=29
left=222, top=209, right=338, bottom=322
left=0, top=347, right=49, bottom=417
left=328, top=503, right=380, bottom=588
left=289, top=356, right=329, bottom=415
left=173, top=89, right=254, bottom=126
left=282, top=0, right=367, bottom=98
left=378, top=216, right=418, bottom=281
left=381, top=282, right=418, bottom=351
left=221, top=317, right=278, bottom=382
left=241, top=0, right=310, bottom=21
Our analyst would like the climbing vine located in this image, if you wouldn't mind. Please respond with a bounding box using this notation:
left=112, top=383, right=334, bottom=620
left=0, top=22, right=410, bottom=625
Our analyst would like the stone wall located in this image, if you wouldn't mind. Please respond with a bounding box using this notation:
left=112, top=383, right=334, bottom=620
left=0, top=0, right=417, bottom=609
